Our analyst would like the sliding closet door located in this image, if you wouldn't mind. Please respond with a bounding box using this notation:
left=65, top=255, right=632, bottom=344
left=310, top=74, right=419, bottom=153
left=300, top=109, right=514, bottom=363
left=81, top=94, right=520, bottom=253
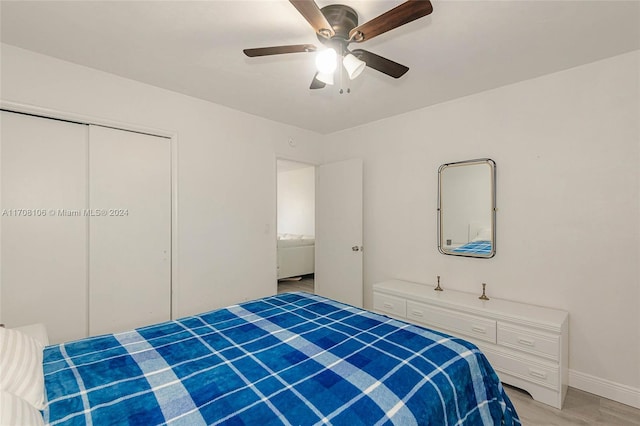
left=1, top=111, right=89, bottom=343
left=88, top=125, right=171, bottom=335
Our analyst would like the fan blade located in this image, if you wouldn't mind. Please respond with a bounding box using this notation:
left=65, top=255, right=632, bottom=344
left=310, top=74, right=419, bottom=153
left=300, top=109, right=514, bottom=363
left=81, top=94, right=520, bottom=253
left=352, top=49, right=409, bottom=78
left=310, top=73, right=326, bottom=89
left=290, top=0, right=335, bottom=38
left=349, top=0, right=433, bottom=43
left=243, top=44, right=316, bottom=57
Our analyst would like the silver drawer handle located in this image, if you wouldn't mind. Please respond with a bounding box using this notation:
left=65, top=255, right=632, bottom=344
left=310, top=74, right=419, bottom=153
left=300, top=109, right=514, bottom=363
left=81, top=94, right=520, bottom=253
left=529, top=369, right=548, bottom=380
left=411, top=310, right=424, bottom=317
left=517, top=337, right=535, bottom=347
left=471, top=326, right=486, bottom=334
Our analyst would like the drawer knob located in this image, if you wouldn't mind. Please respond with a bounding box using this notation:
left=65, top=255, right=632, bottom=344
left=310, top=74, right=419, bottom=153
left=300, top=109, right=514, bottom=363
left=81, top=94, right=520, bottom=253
left=517, top=337, right=535, bottom=347
left=529, top=369, right=548, bottom=380
left=471, top=326, right=486, bottom=334
left=383, top=303, right=393, bottom=309
left=410, top=310, right=424, bottom=317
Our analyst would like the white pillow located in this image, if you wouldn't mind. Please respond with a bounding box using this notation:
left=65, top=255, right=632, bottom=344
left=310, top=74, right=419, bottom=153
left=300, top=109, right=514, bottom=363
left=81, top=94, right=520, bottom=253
left=0, top=328, right=45, bottom=410
left=13, top=324, right=49, bottom=347
left=0, top=391, right=44, bottom=426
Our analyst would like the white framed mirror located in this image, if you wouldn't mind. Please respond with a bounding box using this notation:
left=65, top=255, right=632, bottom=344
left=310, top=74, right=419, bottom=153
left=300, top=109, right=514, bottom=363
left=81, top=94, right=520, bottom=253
left=438, top=158, right=496, bottom=258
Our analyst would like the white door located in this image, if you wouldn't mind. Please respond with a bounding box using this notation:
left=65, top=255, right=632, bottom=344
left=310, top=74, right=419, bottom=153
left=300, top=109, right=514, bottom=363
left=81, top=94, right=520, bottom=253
left=315, top=158, right=363, bottom=307
left=88, top=125, right=171, bottom=335
left=1, top=111, right=89, bottom=343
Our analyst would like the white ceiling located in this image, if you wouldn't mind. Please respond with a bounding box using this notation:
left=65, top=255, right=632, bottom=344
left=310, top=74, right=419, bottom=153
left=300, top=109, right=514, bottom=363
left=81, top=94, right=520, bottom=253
left=1, top=1, right=638, bottom=134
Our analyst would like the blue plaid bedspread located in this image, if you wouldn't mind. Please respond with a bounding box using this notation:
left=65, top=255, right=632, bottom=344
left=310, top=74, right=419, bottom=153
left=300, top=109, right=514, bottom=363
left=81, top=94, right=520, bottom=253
left=43, top=292, right=519, bottom=425
left=452, top=241, right=493, bottom=255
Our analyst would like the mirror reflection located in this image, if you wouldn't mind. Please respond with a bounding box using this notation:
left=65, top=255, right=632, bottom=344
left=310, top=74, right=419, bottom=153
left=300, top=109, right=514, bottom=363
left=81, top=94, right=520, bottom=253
left=438, top=159, right=496, bottom=258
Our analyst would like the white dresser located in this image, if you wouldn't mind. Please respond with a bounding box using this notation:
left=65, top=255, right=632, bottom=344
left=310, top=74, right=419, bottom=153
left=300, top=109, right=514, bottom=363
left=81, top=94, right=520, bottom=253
left=373, top=279, right=569, bottom=409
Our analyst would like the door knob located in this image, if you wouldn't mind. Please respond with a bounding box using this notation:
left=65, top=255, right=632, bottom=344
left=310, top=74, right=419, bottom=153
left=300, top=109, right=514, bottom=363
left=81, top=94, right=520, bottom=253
left=352, top=246, right=362, bottom=252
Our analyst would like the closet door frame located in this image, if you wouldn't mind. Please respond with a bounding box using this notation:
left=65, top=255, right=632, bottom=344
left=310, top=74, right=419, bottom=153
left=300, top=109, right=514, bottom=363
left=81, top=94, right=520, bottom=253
left=0, top=100, right=180, bottom=322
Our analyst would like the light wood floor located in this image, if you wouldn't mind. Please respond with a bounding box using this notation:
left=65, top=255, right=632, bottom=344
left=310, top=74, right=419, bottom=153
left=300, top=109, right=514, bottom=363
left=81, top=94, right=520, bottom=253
left=505, top=385, right=640, bottom=425
left=276, top=277, right=640, bottom=424
left=277, top=275, right=315, bottom=294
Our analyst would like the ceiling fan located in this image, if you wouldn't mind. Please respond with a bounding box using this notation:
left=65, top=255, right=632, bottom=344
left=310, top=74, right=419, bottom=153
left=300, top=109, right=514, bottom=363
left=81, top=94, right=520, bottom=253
left=243, top=0, right=434, bottom=90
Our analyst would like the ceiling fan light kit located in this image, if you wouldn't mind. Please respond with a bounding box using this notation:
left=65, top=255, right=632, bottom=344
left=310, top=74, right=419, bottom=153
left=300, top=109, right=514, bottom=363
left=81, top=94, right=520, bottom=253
left=316, top=71, right=334, bottom=85
left=243, top=0, right=433, bottom=91
left=315, top=47, right=338, bottom=74
left=342, top=53, right=366, bottom=80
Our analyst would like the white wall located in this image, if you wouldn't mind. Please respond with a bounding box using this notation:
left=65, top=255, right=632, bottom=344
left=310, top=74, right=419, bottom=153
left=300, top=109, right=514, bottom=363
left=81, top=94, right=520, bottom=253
left=0, top=44, right=323, bottom=317
left=321, top=51, right=640, bottom=405
left=277, top=166, right=315, bottom=236
left=2, top=42, right=638, bottom=407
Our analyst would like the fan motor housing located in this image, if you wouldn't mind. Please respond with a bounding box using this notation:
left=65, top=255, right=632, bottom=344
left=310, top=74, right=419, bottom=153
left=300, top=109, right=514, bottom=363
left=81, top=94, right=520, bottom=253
left=318, top=4, right=358, bottom=43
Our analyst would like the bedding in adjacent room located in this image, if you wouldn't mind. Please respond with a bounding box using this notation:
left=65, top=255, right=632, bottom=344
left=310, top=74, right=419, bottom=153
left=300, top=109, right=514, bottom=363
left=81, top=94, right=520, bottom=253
left=277, top=234, right=315, bottom=279
left=42, top=292, right=519, bottom=425
left=277, top=236, right=315, bottom=249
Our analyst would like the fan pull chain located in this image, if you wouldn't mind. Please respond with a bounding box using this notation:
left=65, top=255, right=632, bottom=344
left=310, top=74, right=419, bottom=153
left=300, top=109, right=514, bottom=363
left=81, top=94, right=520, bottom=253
left=338, top=45, right=350, bottom=95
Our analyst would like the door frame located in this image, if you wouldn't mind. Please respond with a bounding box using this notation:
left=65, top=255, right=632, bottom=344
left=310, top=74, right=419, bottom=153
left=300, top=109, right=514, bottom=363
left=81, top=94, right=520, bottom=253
left=0, top=100, right=180, bottom=324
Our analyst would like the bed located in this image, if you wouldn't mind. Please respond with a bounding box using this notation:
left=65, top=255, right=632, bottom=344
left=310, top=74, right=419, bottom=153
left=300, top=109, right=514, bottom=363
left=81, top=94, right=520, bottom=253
left=452, top=240, right=492, bottom=255
left=3, top=292, right=520, bottom=425
left=277, top=233, right=315, bottom=279
left=451, top=225, right=492, bottom=256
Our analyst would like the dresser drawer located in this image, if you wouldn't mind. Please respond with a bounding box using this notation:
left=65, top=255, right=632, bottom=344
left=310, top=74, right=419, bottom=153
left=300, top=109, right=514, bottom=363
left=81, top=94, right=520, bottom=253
left=406, top=301, right=496, bottom=344
left=486, top=349, right=559, bottom=390
left=373, top=293, right=407, bottom=317
left=497, top=324, right=560, bottom=361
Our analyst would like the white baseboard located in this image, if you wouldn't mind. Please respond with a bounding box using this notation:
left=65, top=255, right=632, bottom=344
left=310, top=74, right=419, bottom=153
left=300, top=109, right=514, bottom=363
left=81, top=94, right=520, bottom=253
left=569, top=369, right=640, bottom=409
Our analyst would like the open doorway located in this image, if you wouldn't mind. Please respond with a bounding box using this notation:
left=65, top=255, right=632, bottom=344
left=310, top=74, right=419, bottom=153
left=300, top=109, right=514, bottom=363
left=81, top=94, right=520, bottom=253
left=276, top=159, right=315, bottom=294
